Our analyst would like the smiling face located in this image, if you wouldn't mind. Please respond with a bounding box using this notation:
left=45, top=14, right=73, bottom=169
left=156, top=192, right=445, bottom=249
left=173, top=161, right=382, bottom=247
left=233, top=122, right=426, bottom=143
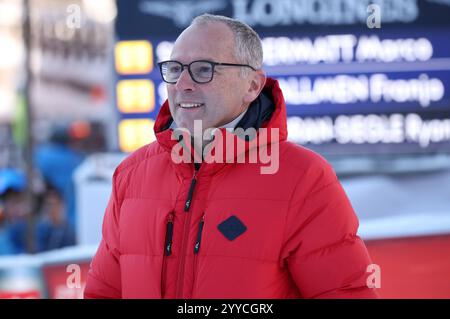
left=167, top=22, right=257, bottom=135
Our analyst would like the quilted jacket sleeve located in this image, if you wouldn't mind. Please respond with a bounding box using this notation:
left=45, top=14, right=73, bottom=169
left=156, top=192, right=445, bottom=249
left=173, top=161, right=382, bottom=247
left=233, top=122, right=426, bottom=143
left=84, top=169, right=122, bottom=299
left=281, top=162, right=379, bottom=299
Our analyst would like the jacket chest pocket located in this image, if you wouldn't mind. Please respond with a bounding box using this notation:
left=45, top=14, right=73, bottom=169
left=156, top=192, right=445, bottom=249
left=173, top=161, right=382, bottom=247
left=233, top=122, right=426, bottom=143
left=200, top=199, right=289, bottom=261
left=119, top=198, right=173, bottom=256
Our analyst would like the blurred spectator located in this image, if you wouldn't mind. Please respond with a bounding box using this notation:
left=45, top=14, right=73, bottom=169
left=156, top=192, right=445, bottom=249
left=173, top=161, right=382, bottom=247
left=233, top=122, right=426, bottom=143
left=34, top=125, right=85, bottom=235
left=35, top=186, right=75, bottom=252
left=0, top=200, right=14, bottom=255
left=0, top=169, right=29, bottom=255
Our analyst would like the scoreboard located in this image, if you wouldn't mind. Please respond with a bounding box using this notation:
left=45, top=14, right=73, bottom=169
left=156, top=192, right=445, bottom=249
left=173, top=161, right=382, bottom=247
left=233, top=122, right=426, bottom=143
left=114, top=0, right=450, bottom=155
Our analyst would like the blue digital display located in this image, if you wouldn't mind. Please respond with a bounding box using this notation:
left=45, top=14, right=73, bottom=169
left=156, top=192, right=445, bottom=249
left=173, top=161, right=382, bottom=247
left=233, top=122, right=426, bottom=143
left=115, top=0, right=450, bottom=155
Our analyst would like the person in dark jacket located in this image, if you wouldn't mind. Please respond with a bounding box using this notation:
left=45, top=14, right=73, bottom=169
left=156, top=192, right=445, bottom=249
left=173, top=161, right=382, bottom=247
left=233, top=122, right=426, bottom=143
left=85, top=14, right=379, bottom=299
left=0, top=169, right=29, bottom=255
left=35, top=186, right=75, bottom=252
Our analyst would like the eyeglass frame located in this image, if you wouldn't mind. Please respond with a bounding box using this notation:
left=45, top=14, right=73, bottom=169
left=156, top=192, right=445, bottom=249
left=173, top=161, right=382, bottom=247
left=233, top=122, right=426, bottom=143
left=157, top=59, right=257, bottom=84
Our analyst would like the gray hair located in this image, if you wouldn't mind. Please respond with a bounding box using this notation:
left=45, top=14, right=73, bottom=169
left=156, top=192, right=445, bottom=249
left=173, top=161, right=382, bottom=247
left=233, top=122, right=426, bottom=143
left=190, top=14, right=263, bottom=76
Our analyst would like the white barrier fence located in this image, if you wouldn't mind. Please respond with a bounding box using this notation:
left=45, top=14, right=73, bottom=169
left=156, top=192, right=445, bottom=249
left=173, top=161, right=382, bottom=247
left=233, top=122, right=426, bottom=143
left=0, top=245, right=97, bottom=299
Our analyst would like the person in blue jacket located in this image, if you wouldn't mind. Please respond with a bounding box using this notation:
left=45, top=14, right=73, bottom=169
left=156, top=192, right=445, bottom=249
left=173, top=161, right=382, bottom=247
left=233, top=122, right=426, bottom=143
left=0, top=168, right=28, bottom=255
left=34, top=126, right=85, bottom=236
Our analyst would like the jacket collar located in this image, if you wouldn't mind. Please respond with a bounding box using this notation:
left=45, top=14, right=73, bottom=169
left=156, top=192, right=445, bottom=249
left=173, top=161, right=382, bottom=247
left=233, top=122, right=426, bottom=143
left=153, top=77, right=287, bottom=177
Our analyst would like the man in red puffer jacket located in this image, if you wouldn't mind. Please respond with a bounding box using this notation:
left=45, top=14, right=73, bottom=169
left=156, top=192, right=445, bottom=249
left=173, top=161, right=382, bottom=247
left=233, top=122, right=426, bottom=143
left=84, top=14, right=379, bottom=299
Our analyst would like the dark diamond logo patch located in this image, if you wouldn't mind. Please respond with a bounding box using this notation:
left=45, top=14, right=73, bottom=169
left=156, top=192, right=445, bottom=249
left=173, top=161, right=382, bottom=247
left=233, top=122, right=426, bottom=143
left=217, top=215, right=247, bottom=241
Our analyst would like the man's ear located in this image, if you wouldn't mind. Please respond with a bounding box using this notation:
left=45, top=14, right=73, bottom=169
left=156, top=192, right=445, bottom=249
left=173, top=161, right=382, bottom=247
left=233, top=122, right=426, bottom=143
left=243, top=70, right=266, bottom=104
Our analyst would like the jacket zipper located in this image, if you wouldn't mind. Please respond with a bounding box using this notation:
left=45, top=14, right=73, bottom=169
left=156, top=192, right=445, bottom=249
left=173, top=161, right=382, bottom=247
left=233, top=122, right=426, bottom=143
left=161, top=212, right=174, bottom=298
left=176, top=164, right=199, bottom=298
left=194, top=214, right=205, bottom=254
left=164, top=213, right=174, bottom=256
left=184, top=171, right=197, bottom=212
left=192, top=214, right=205, bottom=295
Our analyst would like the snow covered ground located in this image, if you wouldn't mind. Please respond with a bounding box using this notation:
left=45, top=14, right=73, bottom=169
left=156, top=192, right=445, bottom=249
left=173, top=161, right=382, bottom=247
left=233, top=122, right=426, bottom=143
left=342, top=168, right=450, bottom=240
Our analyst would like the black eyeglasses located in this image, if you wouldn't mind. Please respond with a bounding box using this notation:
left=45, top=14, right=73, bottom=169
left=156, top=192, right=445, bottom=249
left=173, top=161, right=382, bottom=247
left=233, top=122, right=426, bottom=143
left=157, top=60, right=257, bottom=84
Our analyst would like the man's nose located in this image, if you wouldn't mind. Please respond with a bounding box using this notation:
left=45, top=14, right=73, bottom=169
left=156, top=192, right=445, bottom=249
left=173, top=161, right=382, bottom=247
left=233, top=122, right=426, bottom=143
left=175, top=67, right=195, bottom=91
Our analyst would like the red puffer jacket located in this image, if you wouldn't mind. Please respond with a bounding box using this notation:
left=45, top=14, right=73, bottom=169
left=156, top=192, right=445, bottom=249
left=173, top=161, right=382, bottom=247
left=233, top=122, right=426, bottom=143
left=84, top=78, right=378, bottom=299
